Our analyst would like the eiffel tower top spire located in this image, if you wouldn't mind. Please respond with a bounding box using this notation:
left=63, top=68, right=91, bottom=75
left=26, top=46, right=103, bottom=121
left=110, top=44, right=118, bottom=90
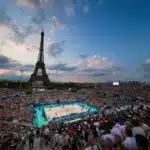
left=38, top=30, right=44, bottom=63
left=41, top=28, right=44, bottom=35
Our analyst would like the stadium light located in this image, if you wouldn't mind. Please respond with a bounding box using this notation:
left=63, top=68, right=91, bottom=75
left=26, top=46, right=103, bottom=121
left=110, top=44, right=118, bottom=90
left=20, top=69, right=23, bottom=91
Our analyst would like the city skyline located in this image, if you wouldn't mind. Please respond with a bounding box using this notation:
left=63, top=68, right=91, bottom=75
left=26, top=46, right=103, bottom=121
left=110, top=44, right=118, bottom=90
left=0, top=0, right=150, bottom=83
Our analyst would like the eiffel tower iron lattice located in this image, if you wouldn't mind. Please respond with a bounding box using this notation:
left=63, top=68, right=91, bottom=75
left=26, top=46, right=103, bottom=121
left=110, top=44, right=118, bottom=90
left=29, top=31, right=50, bottom=87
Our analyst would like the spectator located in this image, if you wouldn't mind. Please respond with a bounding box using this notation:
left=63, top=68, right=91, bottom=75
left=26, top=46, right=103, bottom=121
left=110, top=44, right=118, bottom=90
left=28, top=129, right=35, bottom=149
left=123, top=128, right=138, bottom=150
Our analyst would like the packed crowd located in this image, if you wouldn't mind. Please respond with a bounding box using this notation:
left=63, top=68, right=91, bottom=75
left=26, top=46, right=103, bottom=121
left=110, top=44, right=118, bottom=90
left=30, top=104, right=150, bottom=150
left=88, top=84, right=150, bottom=106
left=0, top=121, right=30, bottom=150
left=0, top=83, right=150, bottom=149
left=0, top=89, right=88, bottom=149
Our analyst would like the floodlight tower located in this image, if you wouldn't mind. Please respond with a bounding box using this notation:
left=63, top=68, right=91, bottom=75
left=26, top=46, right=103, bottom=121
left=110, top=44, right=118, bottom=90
left=20, top=69, right=23, bottom=91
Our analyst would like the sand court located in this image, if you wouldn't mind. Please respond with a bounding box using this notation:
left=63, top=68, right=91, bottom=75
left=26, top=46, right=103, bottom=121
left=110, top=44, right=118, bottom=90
left=44, top=104, right=87, bottom=120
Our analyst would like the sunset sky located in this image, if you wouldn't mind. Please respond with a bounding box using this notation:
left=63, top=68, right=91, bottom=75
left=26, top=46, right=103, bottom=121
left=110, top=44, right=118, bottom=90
left=0, top=0, right=150, bottom=82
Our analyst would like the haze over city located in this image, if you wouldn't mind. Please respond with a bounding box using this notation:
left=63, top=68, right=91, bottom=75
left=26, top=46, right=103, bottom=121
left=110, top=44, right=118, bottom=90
left=0, top=0, right=150, bottom=82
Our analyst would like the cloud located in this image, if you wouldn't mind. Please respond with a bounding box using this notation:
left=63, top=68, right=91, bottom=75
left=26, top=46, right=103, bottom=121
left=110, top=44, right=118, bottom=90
left=128, top=59, right=150, bottom=81
left=0, top=5, right=41, bottom=45
left=0, top=54, right=20, bottom=69
left=0, top=36, right=39, bottom=65
left=145, top=59, right=150, bottom=63
left=88, top=72, right=110, bottom=77
left=82, top=0, right=92, bottom=13
left=47, top=55, right=120, bottom=80
left=97, top=0, right=104, bottom=5
left=0, top=54, right=34, bottom=72
left=21, top=64, right=34, bottom=71
left=9, top=20, right=41, bottom=45
left=16, top=0, right=75, bottom=16
left=51, top=16, right=65, bottom=29
left=8, top=24, right=28, bottom=44
left=79, top=53, right=88, bottom=59
left=0, top=13, right=37, bottom=46
left=23, top=25, right=39, bottom=35
left=78, top=55, right=114, bottom=70
left=0, top=7, right=12, bottom=25
left=1, top=53, right=149, bottom=82
left=31, top=8, right=46, bottom=26
left=141, top=59, right=150, bottom=79
left=0, top=16, right=40, bottom=54
left=48, top=16, right=66, bottom=40
left=47, top=40, right=66, bottom=57
left=48, top=63, right=77, bottom=71
left=80, top=65, right=123, bottom=78
left=63, top=0, right=94, bottom=15
left=0, top=40, right=5, bottom=46
left=0, top=73, right=30, bottom=81
left=16, top=0, right=104, bottom=17
left=75, top=54, right=126, bottom=81
left=16, top=0, right=53, bottom=8
left=138, top=59, right=150, bottom=72
left=64, top=4, right=75, bottom=16
left=77, top=0, right=104, bottom=13
left=82, top=4, right=90, bottom=12
left=47, top=70, right=64, bottom=76
left=0, top=55, right=76, bottom=81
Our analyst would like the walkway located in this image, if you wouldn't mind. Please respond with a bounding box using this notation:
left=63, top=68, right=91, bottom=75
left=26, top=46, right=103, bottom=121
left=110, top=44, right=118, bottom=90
left=23, top=136, right=53, bottom=150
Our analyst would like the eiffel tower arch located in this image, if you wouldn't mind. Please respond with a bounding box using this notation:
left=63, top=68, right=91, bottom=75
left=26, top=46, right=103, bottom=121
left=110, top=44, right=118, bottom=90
left=29, top=31, right=50, bottom=88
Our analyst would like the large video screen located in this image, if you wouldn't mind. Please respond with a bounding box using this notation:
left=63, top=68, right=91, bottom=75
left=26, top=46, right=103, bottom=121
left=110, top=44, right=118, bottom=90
left=113, top=82, right=119, bottom=86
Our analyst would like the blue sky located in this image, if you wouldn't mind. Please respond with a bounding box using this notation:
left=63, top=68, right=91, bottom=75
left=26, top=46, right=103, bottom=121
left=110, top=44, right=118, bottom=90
left=0, top=0, right=150, bottom=82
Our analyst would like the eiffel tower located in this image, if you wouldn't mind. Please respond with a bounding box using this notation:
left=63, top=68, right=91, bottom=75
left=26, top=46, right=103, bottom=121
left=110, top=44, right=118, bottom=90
left=29, top=31, right=50, bottom=87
